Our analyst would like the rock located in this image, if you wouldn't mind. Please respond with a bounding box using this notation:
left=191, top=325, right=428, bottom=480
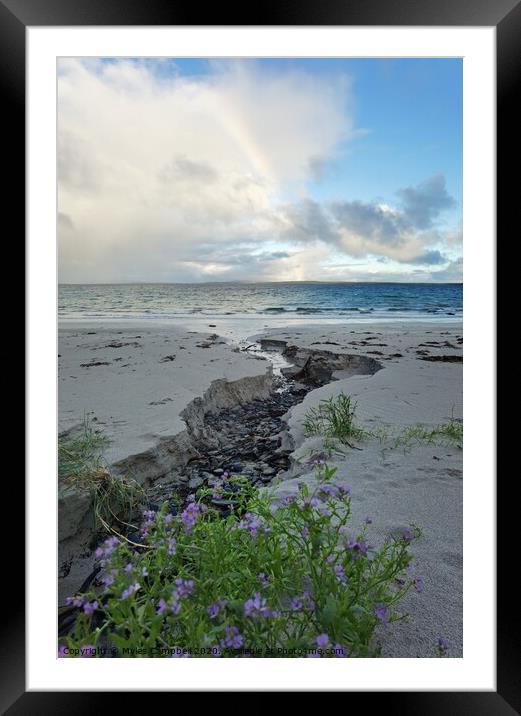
left=262, top=466, right=277, bottom=477
left=103, top=341, right=141, bottom=349
left=259, top=338, right=288, bottom=351
left=188, top=476, right=204, bottom=489
left=420, top=355, right=463, bottom=363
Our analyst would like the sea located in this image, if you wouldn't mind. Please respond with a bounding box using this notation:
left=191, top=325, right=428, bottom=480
left=59, top=282, right=462, bottom=323
left=59, top=282, right=462, bottom=358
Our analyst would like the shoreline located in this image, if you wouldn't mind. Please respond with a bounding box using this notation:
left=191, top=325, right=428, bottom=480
left=58, top=315, right=462, bottom=345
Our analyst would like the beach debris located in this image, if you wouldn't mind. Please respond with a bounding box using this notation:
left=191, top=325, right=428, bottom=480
left=159, top=354, right=176, bottom=362
left=101, top=341, right=141, bottom=349
left=419, top=355, right=462, bottom=363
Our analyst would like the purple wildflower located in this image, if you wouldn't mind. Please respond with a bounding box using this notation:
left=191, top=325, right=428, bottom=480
left=316, top=633, right=330, bottom=648
left=336, top=482, right=351, bottom=497
left=244, top=592, right=278, bottom=620
left=170, top=594, right=181, bottom=615
left=301, top=525, right=310, bottom=538
left=121, top=582, right=140, bottom=600
left=317, top=483, right=336, bottom=498
left=100, top=569, right=117, bottom=588
left=334, top=564, right=348, bottom=586
left=238, top=512, right=262, bottom=538
left=290, top=596, right=303, bottom=612
left=374, top=603, right=389, bottom=624
left=301, top=495, right=320, bottom=509
left=167, top=537, right=177, bottom=556
left=95, top=535, right=119, bottom=561
left=437, top=636, right=449, bottom=653
left=346, top=538, right=368, bottom=560
left=124, top=563, right=134, bottom=574
left=156, top=598, right=167, bottom=615
left=414, top=577, right=424, bottom=593
left=105, top=536, right=119, bottom=551
left=180, top=502, right=202, bottom=533
left=207, top=600, right=226, bottom=620
left=82, top=600, right=98, bottom=616
left=66, top=596, right=84, bottom=608
left=291, top=591, right=315, bottom=612
left=174, top=578, right=194, bottom=598
left=257, top=572, right=270, bottom=588
left=164, top=513, right=173, bottom=526
left=400, top=527, right=415, bottom=542
left=220, top=626, right=243, bottom=649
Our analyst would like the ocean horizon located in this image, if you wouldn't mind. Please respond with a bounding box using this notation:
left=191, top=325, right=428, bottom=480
left=59, top=281, right=462, bottom=323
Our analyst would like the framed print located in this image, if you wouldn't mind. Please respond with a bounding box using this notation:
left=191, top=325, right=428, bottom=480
left=4, top=0, right=515, bottom=709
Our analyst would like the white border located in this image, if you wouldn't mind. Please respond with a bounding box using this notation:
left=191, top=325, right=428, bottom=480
left=27, top=27, right=495, bottom=691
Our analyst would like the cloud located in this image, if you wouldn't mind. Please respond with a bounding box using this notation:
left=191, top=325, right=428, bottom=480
left=427, top=256, right=463, bottom=281
left=58, top=59, right=461, bottom=283
left=397, top=173, right=457, bottom=229
left=408, top=250, right=447, bottom=265
left=278, top=175, right=459, bottom=266
left=58, top=58, right=356, bottom=282
left=158, top=156, right=218, bottom=185
left=330, top=200, right=410, bottom=247
left=281, top=199, right=338, bottom=244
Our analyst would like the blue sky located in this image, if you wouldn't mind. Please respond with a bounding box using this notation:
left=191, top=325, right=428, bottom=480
left=58, top=57, right=462, bottom=282
left=140, top=57, right=462, bottom=214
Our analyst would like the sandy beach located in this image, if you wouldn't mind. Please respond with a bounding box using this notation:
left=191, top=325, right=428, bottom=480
left=58, top=319, right=462, bottom=656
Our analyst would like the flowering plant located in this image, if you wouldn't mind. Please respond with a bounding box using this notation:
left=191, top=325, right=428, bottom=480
left=60, top=466, right=421, bottom=658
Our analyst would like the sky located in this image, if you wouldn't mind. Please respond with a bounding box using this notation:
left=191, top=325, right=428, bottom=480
left=58, top=57, right=462, bottom=283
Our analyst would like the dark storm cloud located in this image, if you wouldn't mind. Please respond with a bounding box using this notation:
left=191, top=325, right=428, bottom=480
left=330, top=200, right=411, bottom=245
left=397, top=173, right=457, bottom=229
left=283, top=199, right=338, bottom=243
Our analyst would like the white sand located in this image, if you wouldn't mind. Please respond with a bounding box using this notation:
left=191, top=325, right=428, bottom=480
left=59, top=322, right=270, bottom=465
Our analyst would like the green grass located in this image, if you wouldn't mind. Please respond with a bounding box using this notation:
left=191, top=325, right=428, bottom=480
left=303, top=393, right=366, bottom=446
left=59, top=418, right=145, bottom=538
left=58, top=417, right=110, bottom=482
left=303, top=394, right=462, bottom=453
left=393, top=419, right=462, bottom=450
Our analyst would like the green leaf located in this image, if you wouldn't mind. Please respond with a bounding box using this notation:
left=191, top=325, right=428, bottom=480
left=319, top=595, right=338, bottom=627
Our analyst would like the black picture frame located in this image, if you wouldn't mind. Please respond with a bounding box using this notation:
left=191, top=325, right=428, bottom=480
left=6, top=0, right=513, bottom=709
